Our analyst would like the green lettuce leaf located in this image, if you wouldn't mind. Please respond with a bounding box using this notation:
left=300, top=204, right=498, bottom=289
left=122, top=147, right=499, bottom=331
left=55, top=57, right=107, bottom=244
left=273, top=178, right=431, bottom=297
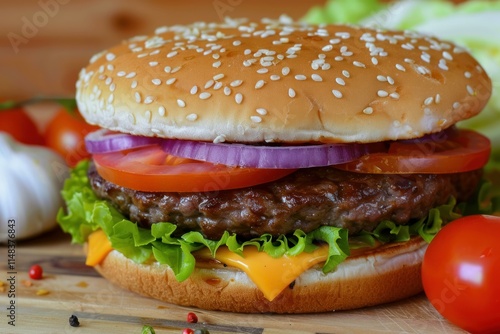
left=58, top=160, right=497, bottom=281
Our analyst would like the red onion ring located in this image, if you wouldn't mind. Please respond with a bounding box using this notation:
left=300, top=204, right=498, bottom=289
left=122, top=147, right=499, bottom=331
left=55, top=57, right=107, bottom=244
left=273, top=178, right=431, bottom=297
left=85, top=129, right=162, bottom=153
left=160, top=139, right=387, bottom=169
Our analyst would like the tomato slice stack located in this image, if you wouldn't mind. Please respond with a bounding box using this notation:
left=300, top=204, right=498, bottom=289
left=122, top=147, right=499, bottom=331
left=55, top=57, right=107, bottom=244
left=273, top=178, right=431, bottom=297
left=91, top=128, right=491, bottom=193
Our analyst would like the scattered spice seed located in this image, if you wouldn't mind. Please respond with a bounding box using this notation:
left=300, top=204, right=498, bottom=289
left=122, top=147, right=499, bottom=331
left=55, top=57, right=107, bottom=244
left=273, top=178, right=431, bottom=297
left=69, top=314, right=80, bottom=327
left=186, top=312, right=198, bottom=324
left=22, top=280, right=33, bottom=287
left=36, top=289, right=50, bottom=296
left=29, top=264, right=43, bottom=280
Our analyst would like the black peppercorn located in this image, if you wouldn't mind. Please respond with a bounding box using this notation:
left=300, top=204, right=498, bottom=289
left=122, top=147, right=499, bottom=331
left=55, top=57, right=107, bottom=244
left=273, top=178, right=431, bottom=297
left=69, top=314, right=80, bottom=327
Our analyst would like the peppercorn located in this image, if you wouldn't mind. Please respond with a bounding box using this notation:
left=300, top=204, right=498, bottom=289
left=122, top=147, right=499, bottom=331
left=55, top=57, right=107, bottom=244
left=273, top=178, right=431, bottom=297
left=69, top=314, right=80, bottom=327
left=186, top=312, right=198, bottom=323
left=29, top=264, right=43, bottom=280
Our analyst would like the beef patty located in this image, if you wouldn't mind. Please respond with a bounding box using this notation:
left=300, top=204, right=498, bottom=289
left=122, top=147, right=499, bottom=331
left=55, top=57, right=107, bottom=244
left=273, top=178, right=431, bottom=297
left=88, top=163, right=482, bottom=240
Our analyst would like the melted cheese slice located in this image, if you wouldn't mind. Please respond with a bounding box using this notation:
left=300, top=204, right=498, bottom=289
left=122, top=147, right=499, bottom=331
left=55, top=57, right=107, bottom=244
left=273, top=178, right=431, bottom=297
left=86, top=230, right=113, bottom=266
left=197, top=245, right=329, bottom=301
left=86, top=230, right=330, bottom=301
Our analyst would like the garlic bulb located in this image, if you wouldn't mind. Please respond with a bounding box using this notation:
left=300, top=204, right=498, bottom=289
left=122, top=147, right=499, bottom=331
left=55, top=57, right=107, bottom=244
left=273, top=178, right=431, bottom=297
left=0, top=133, right=66, bottom=242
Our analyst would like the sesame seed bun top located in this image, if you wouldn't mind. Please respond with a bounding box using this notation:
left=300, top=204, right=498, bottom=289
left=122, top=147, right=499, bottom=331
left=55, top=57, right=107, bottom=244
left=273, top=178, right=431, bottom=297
left=76, top=16, right=491, bottom=144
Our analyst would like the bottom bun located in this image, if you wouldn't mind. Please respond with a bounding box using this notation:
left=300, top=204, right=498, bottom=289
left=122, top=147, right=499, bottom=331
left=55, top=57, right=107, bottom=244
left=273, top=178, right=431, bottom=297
left=91, top=237, right=427, bottom=313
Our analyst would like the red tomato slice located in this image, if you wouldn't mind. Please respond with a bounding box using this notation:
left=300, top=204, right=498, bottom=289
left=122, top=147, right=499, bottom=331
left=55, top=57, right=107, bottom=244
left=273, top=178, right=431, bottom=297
left=93, top=145, right=296, bottom=192
left=334, top=129, right=490, bottom=174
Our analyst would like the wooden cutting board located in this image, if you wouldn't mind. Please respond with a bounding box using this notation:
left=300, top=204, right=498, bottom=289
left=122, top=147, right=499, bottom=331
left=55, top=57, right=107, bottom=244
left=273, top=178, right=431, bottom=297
left=1, top=228, right=466, bottom=334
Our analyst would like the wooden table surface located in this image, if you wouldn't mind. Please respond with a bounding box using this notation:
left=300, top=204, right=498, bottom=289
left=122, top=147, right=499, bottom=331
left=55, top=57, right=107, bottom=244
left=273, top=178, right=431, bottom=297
left=1, top=227, right=466, bottom=334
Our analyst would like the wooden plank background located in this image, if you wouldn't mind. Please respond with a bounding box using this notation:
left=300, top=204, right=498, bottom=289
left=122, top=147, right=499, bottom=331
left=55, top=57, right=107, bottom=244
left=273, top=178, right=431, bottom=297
left=1, top=0, right=326, bottom=101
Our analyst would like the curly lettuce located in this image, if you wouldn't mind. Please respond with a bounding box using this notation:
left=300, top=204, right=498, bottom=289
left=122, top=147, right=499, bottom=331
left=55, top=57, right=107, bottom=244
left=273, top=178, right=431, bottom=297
left=58, top=160, right=497, bottom=281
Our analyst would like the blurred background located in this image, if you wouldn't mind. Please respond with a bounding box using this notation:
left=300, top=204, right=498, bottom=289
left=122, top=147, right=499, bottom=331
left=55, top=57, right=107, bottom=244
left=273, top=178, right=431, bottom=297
left=1, top=0, right=325, bottom=101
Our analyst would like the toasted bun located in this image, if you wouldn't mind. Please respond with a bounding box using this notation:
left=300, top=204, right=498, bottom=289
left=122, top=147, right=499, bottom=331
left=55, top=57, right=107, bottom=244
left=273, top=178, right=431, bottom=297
left=76, top=16, right=491, bottom=144
left=91, top=237, right=427, bottom=313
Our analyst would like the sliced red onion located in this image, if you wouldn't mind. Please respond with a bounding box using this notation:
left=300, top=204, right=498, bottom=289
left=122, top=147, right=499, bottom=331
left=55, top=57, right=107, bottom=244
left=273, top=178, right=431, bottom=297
left=161, top=139, right=387, bottom=169
left=85, top=129, right=162, bottom=153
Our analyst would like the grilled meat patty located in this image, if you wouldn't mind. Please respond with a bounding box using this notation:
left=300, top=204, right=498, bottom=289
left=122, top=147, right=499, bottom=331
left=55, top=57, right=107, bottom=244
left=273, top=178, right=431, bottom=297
left=88, top=163, right=482, bottom=240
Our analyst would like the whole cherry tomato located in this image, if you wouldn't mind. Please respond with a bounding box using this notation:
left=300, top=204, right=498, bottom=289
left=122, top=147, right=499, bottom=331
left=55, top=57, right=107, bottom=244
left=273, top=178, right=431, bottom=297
left=29, top=264, right=43, bottom=280
left=422, top=215, right=500, bottom=334
left=0, top=107, right=45, bottom=146
left=44, top=109, right=99, bottom=166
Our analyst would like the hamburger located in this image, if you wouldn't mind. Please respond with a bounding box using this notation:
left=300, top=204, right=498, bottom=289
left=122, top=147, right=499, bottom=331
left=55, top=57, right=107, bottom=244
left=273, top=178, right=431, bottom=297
left=58, top=16, right=492, bottom=313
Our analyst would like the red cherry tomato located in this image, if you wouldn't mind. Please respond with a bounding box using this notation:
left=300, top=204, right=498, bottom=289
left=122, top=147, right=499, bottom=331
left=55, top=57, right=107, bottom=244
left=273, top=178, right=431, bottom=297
left=0, top=107, right=45, bottom=145
left=422, top=215, right=500, bottom=334
left=44, top=109, right=99, bottom=166
left=29, top=264, right=43, bottom=280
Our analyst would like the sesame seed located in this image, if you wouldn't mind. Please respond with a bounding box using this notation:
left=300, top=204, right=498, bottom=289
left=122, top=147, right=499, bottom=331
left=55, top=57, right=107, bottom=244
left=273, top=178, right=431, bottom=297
left=171, top=66, right=181, bottom=74
left=453, top=102, right=461, bottom=109
left=270, top=75, right=281, bottom=81
left=186, top=113, right=198, bottom=121
left=108, top=94, right=114, bottom=103
left=126, top=72, right=137, bottom=79
left=342, top=70, right=350, bottom=78
left=282, top=67, right=290, bottom=76
left=135, top=92, right=141, bottom=103
left=167, top=51, right=178, bottom=58
left=288, top=88, right=296, bottom=98
left=105, top=77, right=113, bottom=85
left=257, top=68, right=269, bottom=74
left=371, top=57, right=378, bottom=65
left=199, top=92, right=212, bottom=100
left=164, top=66, right=172, bottom=73
left=213, top=61, right=221, bottom=68
left=332, top=90, right=343, bottom=98
left=152, top=78, right=162, bottom=86
left=213, top=73, right=225, bottom=81
left=363, top=107, right=373, bottom=114
left=322, top=45, right=333, bottom=52
left=295, top=74, right=306, bottom=81
left=233, top=93, right=242, bottom=105
left=224, top=86, right=231, bottom=95
left=106, top=53, right=116, bottom=61
left=256, top=108, right=268, bottom=115
left=395, top=64, right=406, bottom=72
left=376, top=75, right=387, bottom=82
left=233, top=40, right=242, bottom=46
left=131, top=81, right=137, bottom=89
left=250, top=116, right=262, bottom=123
left=387, top=76, right=394, bottom=85
left=213, top=135, right=226, bottom=143
left=353, top=61, right=366, bottom=68
left=335, top=77, right=346, bottom=86
left=177, top=99, right=186, bottom=108
left=244, top=49, right=252, bottom=55
left=329, top=38, right=341, bottom=44
left=144, top=96, right=154, bottom=104
left=204, top=79, right=214, bottom=89
left=321, top=63, right=331, bottom=70
left=442, top=51, right=453, bottom=60
left=416, top=66, right=428, bottom=75
left=438, top=61, right=449, bottom=71
left=464, top=71, right=472, bottom=78
left=390, top=92, right=400, bottom=100
left=214, top=81, right=223, bottom=90
left=310, top=74, right=322, bottom=82
left=149, top=61, right=159, bottom=67
left=420, top=53, right=431, bottom=63
left=335, top=56, right=344, bottom=61
left=424, top=97, right=434, bottom=105
left=230, top=80, right=243, bottom=87
left=377, top=90, right=389, bottom=97
left=117, top=71, right=126, bottom=77
left=166, top=78, right=176, bottom=85
left=255, top=80, right=266, bottom=89
left=466, top=85, right=475, bottom=95
left=158, top=106, right=166, bottom=116
left=435, top=94, right=441, bottom=104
